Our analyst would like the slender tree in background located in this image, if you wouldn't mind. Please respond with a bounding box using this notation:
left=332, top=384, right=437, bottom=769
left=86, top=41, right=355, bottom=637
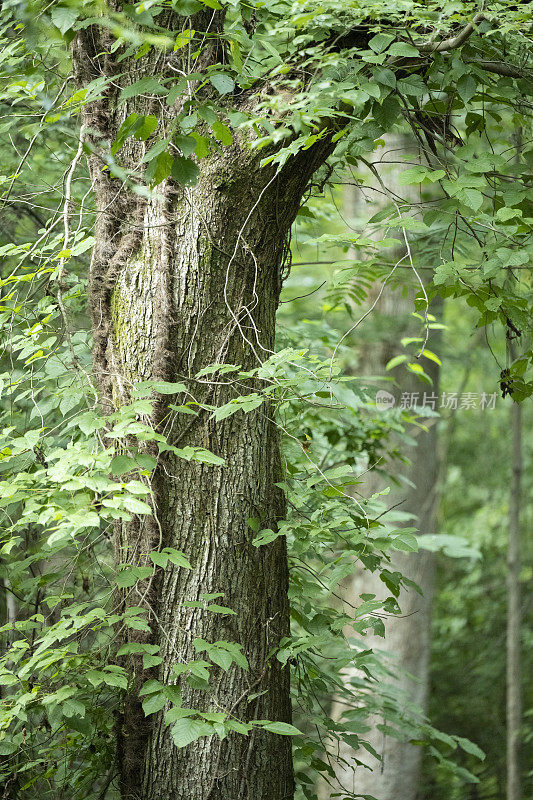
left=507, top=337, right=522, bottom=800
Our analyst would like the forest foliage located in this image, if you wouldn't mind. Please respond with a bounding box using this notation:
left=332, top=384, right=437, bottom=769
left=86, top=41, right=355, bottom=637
left=0, top=0, right=531, bottom=798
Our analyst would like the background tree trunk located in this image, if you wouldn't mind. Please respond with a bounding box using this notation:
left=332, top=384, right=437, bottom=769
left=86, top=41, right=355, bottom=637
left=506, top=358, right=522, bottom=800
left=325, top=326, right=440, bottom=800
left=320, top=140, right=440, bottom=800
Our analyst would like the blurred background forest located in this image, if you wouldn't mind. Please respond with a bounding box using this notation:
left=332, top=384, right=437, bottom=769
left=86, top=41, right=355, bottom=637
left=278, top=143, right=533, bottom=798
left=0, top=24, right=531, bottom=800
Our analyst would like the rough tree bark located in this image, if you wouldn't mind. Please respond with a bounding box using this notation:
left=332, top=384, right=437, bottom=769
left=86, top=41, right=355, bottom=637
left=73, top=16, right=333, bottom=800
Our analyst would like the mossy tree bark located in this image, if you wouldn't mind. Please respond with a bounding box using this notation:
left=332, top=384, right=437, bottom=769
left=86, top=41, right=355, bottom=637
left=73, top=18, right=333, bottom=800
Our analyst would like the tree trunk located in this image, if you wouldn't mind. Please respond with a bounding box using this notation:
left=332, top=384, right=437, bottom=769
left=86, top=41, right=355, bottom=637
left=506, top=383, right=522, bottom=800
left=73, top=24, right=333, bottom=799
left=325, top=363, right=439, bottom=800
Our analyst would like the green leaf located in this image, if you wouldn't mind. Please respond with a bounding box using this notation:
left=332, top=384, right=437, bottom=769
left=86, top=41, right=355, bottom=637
left=252, top=528, right=282, bottom=547
left=458, top=188, right=483, bottom=211
left=368, top=33, right=395, bottom=53
left=392, top=531, right=419, bottom=552
left=191, top=448, right=224, bottom=465
left=165, top=706, right=197, bottom=724
left=191, top=132, right=210, bottom=159
left=397, top=75, right=427, bottom=97
left=457, top=75, right=477, bottom=104
left=174, top=28, right=195, bottom=49
left=120, top=78, right=168, bottom=102
left=373, top=95, right=401, bottom=129
left=142, top=139, right=169, bottom=163
left=456, top=736, right=486, bottom=761
left=145, top=151, right=173, bottom=187
left=205, top=604, right=236, bottom=615
left=398, top=166, right=446, bottom=185
left=209, top=74, right=235, bottom=96
left=143, top=654, right=163, bottom=668
left=420, top=349, right=442, bottom=366
left=211, top=121, right=232, bottom=146
left=116, top=566, right=154, bottom=588
left=171, top=718, right=213, bottom=748
left=171, top=156, right=200, bottom=186
left=122, top=496, right=152, bottom=515
left=135, top=115, right=158, bottom=142
left=193, top=639, right=248, bottom=671
left=77, top=412, right=106, bottom=435
left=373, top=67, right=396, bottom=88
left=142, top=692, right=167, bottom=716
left=149, top=548, right=192, bottom=570
left=98, top=669, right=128, bottom=690
left=139, top=679, right=163, bottom=696
left=134, top=380, right=188, bottom=396
left=256, top=721, right=302, bottom=736
left=51, top=6, right=79, bottom=34
left=385, top=355, right=408, bottom=370
left=110, top=454, right=136, bottom=476
left=174, top=135, right=196, bottom=157
left=388, top=42, right=420, bottom=57
left=496, top=207, right=521, bottom=222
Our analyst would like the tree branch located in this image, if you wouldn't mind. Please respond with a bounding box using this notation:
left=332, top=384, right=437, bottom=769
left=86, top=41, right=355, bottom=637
left=466, top=59, right=531, bottom=79
left=417, top=12, right=486, bottom=53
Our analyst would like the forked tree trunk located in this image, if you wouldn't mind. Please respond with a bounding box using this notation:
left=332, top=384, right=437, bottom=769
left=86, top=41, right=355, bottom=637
left=74, top=25, right=332, bottom=799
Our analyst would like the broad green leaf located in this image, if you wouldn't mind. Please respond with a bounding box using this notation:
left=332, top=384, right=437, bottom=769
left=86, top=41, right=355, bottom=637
left=171, top=718, right=213, bottom=748
left=134, top=380, right=188, bottom=396
left=252, top=528, right=282, bottom=547
left=110, top=454, right=136, bottom=476
left=455, top=738, right=485, bottom=760
left=120, top=77, right=168, bottom=101
left=388, top=42, right=419, bottom=57
left=142, top=692, right=166, bottom=716
left=145, top=151, right=173, bottom=187
left=171, top=156, right=200, bottom=186
left=116, top=566, right=154, bottom=588
left=368, top=33, right=395, bottom=53
left=458, top=188, right=483, bottom=211
left=51, top=6, right=79, bottom=33
left=135, top=115, right=158, bottom=141
left=174, top=29, right=195, bottom=49
left=211, top=121, right=232, bottom=146
left=122, top=496, right=152, bottom=514
left=149, top=548, right=192, bottom=570
left=256, top=721, right=302, bottom=736
left=209, top=74, right=235, bottom=95
left=397, top=75, right=427, bottom=97
left=174, top=135, right=196, bottom=157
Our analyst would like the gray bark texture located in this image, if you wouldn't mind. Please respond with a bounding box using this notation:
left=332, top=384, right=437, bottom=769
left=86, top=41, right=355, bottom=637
left=72, top=17, right=333, bottom=800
